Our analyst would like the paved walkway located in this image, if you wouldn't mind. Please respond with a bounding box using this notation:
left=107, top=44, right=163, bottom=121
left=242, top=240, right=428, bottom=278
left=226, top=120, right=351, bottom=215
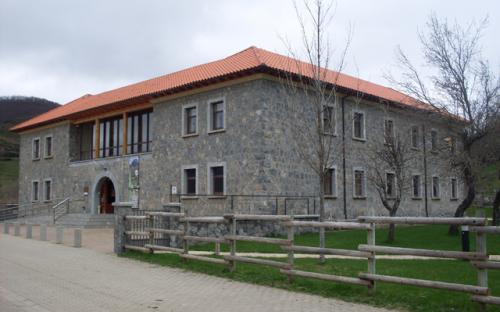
left=0, top=234, right=392, bottom=312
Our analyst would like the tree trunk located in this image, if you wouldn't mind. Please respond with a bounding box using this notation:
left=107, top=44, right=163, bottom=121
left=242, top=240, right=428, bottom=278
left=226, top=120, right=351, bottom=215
left=492, top=189, right=500, bottom=226
left=318, top=173, right=326, bottom=264
left=387, top=209, right=397, bottom=243
left=448, top=185, right=475, bottom=235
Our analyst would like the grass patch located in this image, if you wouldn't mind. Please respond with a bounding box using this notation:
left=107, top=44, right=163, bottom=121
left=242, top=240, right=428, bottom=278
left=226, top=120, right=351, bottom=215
left=190, top=224, right=500, bottom=255
left=122, top=251, right=500, bottom=312
left=0, top=158, right=19, bottom=203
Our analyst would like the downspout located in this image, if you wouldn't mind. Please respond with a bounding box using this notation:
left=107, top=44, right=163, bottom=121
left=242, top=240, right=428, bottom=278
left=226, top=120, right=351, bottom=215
left=422, top=124, right=429, bottom=217
left=341, top=95, right=349, bottom=219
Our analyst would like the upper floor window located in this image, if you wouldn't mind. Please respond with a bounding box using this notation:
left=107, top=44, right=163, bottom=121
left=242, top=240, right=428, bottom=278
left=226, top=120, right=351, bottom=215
left=353, top=168, right=366, bottom=198
left=208, top=163, right=226, bottom=196
left=32, top=180, right=39, bottom=202
left=182, top=166, right=198, bottom=196
left=44, top=135, right=53, bottom=158
left=43, top=179, right=52, bottom=201
left=451, top=178, right=458, bottom=200
left=432, top=176, right=440, bottom=199
left=127, top=110, right=152, bottom=154
left=183, top=104, right=198, bottom=136
left=324, top=167, right=337, bottom=197
left=430, top=130, right=438, bottom=152
left=75, top=122, right=95, bottom=161
left=353, top=111, right=365, bottom=140
left=208, top=99, right=225, bottom=132
left=448, top=136, right=456, bottom=155
left=411, top=126, right=419, bottom=149
left=412, top=175, right=422, bottom=199
left=100, top=116, right=123, bottom=158
left=323, top=105, right=335, bottom=134
left=32, top=138, right=40, bottom=160
left=384, top=119, right=395, bottom=143
left=386, top=172, right=396, bottom=198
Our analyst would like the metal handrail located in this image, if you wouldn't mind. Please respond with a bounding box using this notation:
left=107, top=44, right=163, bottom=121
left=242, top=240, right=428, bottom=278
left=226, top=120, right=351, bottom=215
left=52, top=197, right=71, bottom=223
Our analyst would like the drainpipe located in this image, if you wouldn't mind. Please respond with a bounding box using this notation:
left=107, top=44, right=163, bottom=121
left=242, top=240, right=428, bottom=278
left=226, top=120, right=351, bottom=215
left=341, top=95, right=349, bottom=219
left=422, top=124, right=429, bottom=217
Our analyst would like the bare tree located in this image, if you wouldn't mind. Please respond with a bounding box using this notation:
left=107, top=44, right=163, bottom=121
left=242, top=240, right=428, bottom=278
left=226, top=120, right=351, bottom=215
left=280, top=0, right=352, bottom=262
left=387, top=15, right=500, bottom=234
left=366, top=120, right=414, bottom=242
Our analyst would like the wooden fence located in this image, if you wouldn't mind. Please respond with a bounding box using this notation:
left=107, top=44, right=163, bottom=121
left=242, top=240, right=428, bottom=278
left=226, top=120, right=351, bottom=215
left=121, top=213, right=499, bottom=307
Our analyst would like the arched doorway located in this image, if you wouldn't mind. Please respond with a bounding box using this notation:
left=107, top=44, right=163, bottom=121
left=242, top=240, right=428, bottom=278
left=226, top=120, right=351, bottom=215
left=97, top=177, right=116, bottom=214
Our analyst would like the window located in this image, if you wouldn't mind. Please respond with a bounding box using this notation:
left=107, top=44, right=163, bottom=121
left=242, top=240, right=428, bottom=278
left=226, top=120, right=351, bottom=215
left=353, top=111, right=365, bottom=140
left=411, top=126, right=419, bottom=149
left=208, top=99, right=225, bottom=132
left=183, top=104, right=198, bottom=136
left=32, top=180, right=39, bottom=202
left=384, top=119, right=395, bottom=143
left=353, top=168, right=366, bottom=198
left=127, top=110, right=152, bottom=154
left=386, top=172, right=396, bottom=198
left=324, top=167, right=337, bottom=197
left=43, top=179, right=52, bottom=201
left=451, top=178, right=458, bottom=200
left=323, top=105, right=335, bottom=134
left=208, top=163, right=226, bottom=196
left=32, top=138, right=40, bottom=160
left=448, top=136, right=456, bottom=155
left=99, top=116, right=123, bottom=157
left=432, top=176, right=440, bottom=199
left=76, top=122, right=95, bottom=161
left=44, top=135, right=53, bottom=158
left=412, top=175, right=422, bottom=198
left=430, top=130, right=438, bottom=152
left=182, top=166, right=198, bottom=196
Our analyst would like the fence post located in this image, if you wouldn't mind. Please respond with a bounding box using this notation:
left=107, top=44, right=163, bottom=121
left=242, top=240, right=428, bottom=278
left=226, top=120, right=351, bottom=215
left=40, top=224, right=47, bottom=241
left=476, top=210, right=488, bottom=310
left=113, top=202, right=134, bottom=254
left=14, top=223, right=20, bottom=236
left=183, top=208, right=189, bottom=261
left=287, top=213, right=295, bottom=283
left=56, top=226, right=63, bottom=244
left=73, top=228, right=82, bottom=248
left=3, top=222, right=9, bottom=234
left=148, top=214, right=154, bottom=253
left=367, top=222, right=376, bottom=294
left=26, top=224, right=32, bottom=239
left=229, top=215, right=237, bottom=272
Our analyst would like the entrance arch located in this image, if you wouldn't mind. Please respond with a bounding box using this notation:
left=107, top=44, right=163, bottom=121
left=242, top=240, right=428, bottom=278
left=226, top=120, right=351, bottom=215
left=93, top=175, right=119, bottom=214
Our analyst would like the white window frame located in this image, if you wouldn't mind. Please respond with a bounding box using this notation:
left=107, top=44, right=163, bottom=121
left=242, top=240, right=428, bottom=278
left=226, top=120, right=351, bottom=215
left=431, top=176, right=440, bottom=199
left=31, top=180, right=40, bottom=202
left=325, top=166, right=338, bottom=198
left=44, top=134, right=53, bottom=158
left=207, top=97, right=226, bottom=133
left=410, top=126, right=420, bottom=150
left=182, top=103, right=199, bottom=137
left=32, top=137, right=41, bottom=160
left=383, top=118, right=395, bottom=144
left=450, top=177, right=459, bottom=200
left=411, top=174, right=422, bottom=199
left=43, top=178, right=52, bottom=202
left=430, top=129, right=438, bottom=152
left=322, top=103, right=337, bottom=136
left=352, top=110, right=366, bottom=141
left=207, top=161, right=227, bottom=196
left=352, top=167, right=366, bottom=199
left=385, top=171, right=396, bottom=198
left=181, top=164, right=199, bottom=196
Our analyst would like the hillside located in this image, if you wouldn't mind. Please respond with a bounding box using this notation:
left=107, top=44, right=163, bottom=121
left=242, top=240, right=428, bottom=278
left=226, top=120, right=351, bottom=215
left=0, top=96, right=59, bottom=203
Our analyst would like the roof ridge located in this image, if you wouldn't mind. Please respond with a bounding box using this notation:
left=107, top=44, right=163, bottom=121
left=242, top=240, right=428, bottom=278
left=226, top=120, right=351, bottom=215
left=250, top=46, right=266, bottom=66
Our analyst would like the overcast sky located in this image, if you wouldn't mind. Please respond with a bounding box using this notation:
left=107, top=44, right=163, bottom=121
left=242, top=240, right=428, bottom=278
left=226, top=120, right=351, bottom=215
left=1, top=0, right=499, bottom=104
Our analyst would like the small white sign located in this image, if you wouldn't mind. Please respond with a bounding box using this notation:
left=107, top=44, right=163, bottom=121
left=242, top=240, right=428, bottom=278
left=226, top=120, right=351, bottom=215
left=171, top=186, right=177, bottom=195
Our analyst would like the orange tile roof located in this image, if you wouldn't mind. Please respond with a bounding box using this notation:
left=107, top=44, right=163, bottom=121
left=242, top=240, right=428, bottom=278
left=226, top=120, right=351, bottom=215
left=11, top=46, right=433, bottom=132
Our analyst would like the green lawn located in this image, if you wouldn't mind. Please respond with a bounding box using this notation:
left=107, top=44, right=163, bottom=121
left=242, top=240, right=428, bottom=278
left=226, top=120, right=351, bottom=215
left=0, top=158, right=19, bottom=203
left=123, top=251, right=500, bottom=312
left=190, top=224, right=500, bottom=255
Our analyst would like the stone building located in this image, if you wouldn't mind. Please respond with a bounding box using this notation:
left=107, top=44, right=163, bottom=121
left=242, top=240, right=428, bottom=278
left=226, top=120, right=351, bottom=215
left=11, top=47, right=464, bottom=219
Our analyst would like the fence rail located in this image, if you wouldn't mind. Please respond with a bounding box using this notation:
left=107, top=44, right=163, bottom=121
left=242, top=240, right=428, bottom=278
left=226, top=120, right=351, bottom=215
left=121, top=213, right=500, bottom=308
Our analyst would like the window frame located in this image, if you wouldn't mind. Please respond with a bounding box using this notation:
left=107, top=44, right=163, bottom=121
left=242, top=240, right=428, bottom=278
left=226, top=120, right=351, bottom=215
left=207, top=97, right=226, bottom=133
left=31, top=180, right=40, bottom=202
left=411, top=174, right=422, bottom=199
left=207, top=162, right=227, bottom=197
left=324, top=166, right=338, bottom=198
left=385, top=171, right=396, bottom=198
left=126, top=109, right=152, bottom=155
left=181, top=165, right=199, bottom=197
left=43, top=178, right=52, bottom=202
left=44, top=134, right=53, bottom=159
left=352, top=110, right=366, bottom=141
left=32, top=137, right=41, bottom=160
left=352, top=167, right=366, bottom=199
left=430, top=129, right=438, bottom=152
left=432, top=176, right=441, bottom=199
left=383, top=118, right=395, bottom=144
left=450, top=177, right=458, bottom=200
left=322, top=103, right=337, bottom=135
left=410, top=125, right=420, bottom=150
left=182, top=103, right=199, bottom=137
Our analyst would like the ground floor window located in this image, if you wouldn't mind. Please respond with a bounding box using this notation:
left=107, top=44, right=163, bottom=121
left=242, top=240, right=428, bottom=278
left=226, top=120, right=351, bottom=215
left=451, top=178, right=458, bottom=200
left=353, top=168, right=366, bottom=198
left=43, top=179, right=52, bottom=201
left=32, top=180, right=39, bottom=202
left=432, top=176, right=440, bottom=199
left=324, top=167, right=337, bottom=197
left=208, top=164, right=225, bottom=195
left=183, top=166, right=197, bottom=195
left=412, top=175, right=421, bottom=198
left=386, top=172, right=396, bottom=198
